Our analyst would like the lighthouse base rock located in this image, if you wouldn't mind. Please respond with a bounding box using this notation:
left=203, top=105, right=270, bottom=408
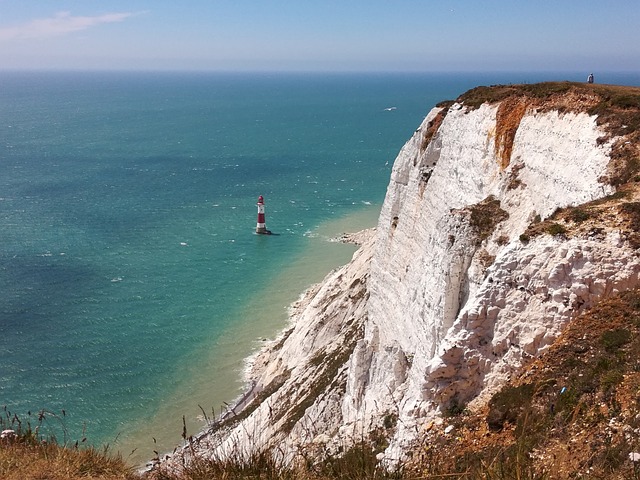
left=159, top=83, right=640, bottom=469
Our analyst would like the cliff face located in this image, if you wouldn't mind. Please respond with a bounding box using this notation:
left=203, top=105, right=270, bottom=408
left=359, top=94, right=640, bottom=458
left=164, top=83, right=640, bottom=468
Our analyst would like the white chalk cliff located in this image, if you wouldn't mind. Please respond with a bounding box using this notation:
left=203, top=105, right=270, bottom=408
left=164, top=84, right=640, bottom=468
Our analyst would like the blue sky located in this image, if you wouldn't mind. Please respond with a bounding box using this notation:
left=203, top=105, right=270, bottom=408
left=0, top=0, right=638, bottom=72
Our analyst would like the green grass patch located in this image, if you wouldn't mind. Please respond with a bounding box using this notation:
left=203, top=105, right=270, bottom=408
left=546, top=222, right=567, bottom=236
left=468, top=195, right=509, bottom=245
left=600, top=328, right=631, bottom=352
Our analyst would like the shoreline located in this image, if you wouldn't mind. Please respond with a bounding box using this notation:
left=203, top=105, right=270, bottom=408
left=240, top=227, right=376, bottom=394
left=146, top=226, right=377, bottom=471
left=125, top=206, right=381, bottom=467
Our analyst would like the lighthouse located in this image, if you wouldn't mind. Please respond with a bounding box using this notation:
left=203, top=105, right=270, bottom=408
left=256, top=195, right=270, bottom=234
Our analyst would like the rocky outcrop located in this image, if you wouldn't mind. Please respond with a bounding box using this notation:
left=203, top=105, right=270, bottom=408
left=160, top=83, right=640, bottom=470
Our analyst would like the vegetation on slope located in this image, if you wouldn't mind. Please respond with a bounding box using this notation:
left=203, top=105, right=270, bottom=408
left=467, top=194, right=509, bottom=245
left=520, top=182, right=640, bottom=246
left=0, top=408, right=136, bottom=480
left=413, top=289, right=640, bottom=480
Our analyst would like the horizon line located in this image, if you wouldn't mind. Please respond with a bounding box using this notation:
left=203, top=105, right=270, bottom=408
left=1, top=67, right=639, bottom=75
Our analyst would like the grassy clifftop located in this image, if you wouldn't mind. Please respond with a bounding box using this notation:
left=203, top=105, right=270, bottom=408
left=459, top=82, right=640, bottom=185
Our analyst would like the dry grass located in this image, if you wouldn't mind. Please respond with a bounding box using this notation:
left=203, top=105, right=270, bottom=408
left=0, top=408, right=136, bottom=480
left=0, top=441, right=136, bottom=480
left=147, top=440, right=404, bottom=480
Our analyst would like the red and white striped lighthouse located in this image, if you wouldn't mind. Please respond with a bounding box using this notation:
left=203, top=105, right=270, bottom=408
left=256, top=195, right=268, bottom=234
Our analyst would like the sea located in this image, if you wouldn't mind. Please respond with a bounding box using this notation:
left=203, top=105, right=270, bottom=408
left=1, top=70, right=638, bottom=464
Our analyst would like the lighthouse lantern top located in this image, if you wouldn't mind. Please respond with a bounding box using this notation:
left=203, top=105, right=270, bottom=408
left=257, top=195, right=264, bottom=204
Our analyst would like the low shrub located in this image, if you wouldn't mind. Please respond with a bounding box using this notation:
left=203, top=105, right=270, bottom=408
left=468, top=195, right=509, bottom=245
left=487, top=384, right=534, bottom=431
left=546, top=222, right=567, bottom=236
left=600, top=328, right=632, bottom=352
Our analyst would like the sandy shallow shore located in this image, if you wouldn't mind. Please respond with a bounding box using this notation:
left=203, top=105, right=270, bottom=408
left=146, top=227, right=377, bottom=472
left=225, top=227, right=376, bottom=423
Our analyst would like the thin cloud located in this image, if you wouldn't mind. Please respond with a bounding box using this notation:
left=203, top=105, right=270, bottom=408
left=0, top=11, right=143, bottom=41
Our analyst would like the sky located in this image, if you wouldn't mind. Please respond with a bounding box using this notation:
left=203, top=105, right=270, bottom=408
left=0, top=0, right=638, bottom=72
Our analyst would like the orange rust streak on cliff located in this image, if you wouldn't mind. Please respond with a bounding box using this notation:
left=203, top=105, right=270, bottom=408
left=495, top=97, right=529, bottom=170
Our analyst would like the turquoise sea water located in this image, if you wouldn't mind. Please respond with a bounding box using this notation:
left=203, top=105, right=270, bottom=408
left=1, top=71, right=638, bottom=462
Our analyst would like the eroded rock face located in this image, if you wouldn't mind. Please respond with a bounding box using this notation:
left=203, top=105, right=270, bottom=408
left=165, top=231, right=376, bottom=467
left=162, top=92, right=639, bottom=470
left=357, top=103, right=620, bottom=458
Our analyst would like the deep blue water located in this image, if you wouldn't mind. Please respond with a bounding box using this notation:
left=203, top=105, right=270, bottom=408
left=1, top=70, right=638, bottom=457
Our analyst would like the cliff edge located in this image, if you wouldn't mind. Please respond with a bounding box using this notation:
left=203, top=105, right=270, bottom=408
left=159, top=82, right=640, bottom=471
